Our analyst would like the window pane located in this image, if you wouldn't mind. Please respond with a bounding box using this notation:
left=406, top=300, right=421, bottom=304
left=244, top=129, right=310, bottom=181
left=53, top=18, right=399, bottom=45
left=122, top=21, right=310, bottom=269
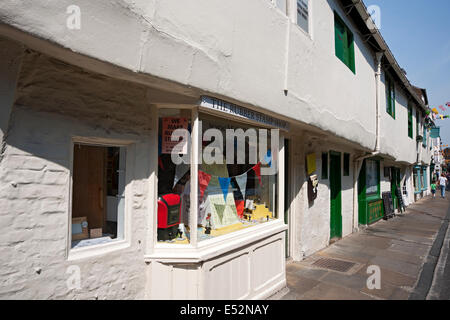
left=71, top=144, right=126, bottom=249
left=297, top=0, right=309, bottom=32
left=157, top=108, right=192, bottom=244
left=366, top=160, right=378, bottom=195
left=197, top=113, right=279, bottom=242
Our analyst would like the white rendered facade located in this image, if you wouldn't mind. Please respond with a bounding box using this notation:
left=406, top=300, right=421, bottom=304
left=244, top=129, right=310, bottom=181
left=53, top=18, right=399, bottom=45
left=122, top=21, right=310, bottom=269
left=0, top=0, right=433, bottom=299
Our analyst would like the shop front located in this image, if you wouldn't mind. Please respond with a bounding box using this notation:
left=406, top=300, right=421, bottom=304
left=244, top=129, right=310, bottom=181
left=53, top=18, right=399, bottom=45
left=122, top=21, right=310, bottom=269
left=145, top=97, right=288, bottom=299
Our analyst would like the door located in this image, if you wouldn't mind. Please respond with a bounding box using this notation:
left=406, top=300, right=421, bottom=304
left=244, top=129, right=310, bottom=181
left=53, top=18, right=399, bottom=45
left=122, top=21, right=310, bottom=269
left=72, top=144, right=107, bottom=229
left=330, top=152, right=342, bottom=239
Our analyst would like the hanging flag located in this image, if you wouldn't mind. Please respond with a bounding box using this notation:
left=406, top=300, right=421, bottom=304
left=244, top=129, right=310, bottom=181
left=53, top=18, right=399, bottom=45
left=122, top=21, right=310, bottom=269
left=432, top=108, right=439, bottom=114
left=198, top=170, right=211, bottom=200
left=235, top=173, right=248, bottom=199
left=214, top=204, right=226, bottom=224
left=173, top=163, right=190, bottom=188
left=264, top=149, right=272, bottom=167
left=218, top=177, right=231, bottom=202
left=439, top=105, right=446, bottom=112
left=252, top=162, right=262, bottom=186
left=440, top=115, right=445, bottom=120
left=234, top=200, right=245, bottom=218
left=425, top=110, right=431, bottom=115
left=446, top=102, right=450, bottom=107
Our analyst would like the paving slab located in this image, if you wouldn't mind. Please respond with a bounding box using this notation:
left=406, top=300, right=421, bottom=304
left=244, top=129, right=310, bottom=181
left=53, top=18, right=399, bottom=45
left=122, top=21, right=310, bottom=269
left=283, top=196, right=450, bottom=300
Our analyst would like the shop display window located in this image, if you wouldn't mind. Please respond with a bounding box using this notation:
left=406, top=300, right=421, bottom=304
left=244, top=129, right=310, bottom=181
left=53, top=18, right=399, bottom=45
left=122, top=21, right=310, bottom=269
left=157, top=108, right=192, bottom=244
left=196, top=113, right=278, bottom=242
left=156, top=109, right=281, bottom=245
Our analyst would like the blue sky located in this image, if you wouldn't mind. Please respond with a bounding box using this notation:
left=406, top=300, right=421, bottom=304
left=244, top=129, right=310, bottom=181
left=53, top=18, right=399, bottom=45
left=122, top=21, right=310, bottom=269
left=364, top=0, right=450, bottom=145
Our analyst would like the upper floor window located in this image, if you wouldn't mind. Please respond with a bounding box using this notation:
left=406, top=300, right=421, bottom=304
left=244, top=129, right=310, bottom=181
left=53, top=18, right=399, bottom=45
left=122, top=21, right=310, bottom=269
left=416, top=110, right=420, bottom=138
left=385, top=73, right=396, bottom=118
left=297, top=0, right=309, bottom=33
left=408, top=103, right=413, bottom=138
left=334, top=12, right=355, bottom=73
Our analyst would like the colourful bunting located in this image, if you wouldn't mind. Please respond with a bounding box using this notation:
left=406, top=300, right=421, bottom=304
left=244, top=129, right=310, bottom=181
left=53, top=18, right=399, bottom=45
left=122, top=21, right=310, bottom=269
left=173, top=163, right=190, bottom=188
left=234, top=200, right=245, bottom=218
left=198, top=170, right=212, bottom=200
left=252, top=162, right=262, bottom=186
left=264, top=149, right=272, bottom=167
left=235, top=174, right=248, bottom=200
left=218, top=177, right=231, bottom=202
left=432, top=108, right=439, bottom=114
left=439, top=105, right=446, bottom=112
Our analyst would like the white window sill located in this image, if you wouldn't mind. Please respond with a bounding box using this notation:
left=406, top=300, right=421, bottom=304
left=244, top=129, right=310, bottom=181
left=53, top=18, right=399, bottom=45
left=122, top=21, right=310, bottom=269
left=146, top=219, right=287, bottom=264
left=67, top=239, right=130, bottom=261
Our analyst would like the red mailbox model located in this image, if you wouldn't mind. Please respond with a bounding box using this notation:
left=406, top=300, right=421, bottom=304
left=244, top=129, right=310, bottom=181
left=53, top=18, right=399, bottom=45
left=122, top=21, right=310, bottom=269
left=157, top=194, right=182, bottom=241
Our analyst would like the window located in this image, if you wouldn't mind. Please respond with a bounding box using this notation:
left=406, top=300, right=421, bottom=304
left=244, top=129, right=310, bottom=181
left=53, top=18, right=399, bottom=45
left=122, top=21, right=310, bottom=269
left=197, top=113, right=279, bottom=242
left=408, top=103, right=413, bottom=138
left=416, top=110, right=420, bottom=138
left=321, top=152, right=328, bottom=179
left=156, top=108, right=281, bottom=244
left=413, top=168, right=420, bottom=193
left=71, top=143, right=126, bottom=249
left=334, top=12, right=355, bottom=73
left=297, top=0, right=309, bottom=33
left=385, top=73, right=395, bottom=118
left=158, top=108, right=192, bottom=244
left=366, top=159, right=379, bottom=196
left=343, top=153, right=350, bottom=176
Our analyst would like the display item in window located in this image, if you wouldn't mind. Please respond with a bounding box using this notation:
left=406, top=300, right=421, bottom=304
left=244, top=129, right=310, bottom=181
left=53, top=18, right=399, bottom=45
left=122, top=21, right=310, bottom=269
left=157, top=194, right=182, bottom=241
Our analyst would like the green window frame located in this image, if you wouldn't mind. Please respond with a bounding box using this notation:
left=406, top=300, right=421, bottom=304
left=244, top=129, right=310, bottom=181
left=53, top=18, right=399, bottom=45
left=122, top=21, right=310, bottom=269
left=385, top=73, right=396, bottom=118
left=334, top=12, right=355, bottom=73
left=343, top=153, right=350, bottom=176
left=416, top=110, right=420, bottom=138
left=321, top=152, right=329, bottom=179
left=408, top=104, right=413, bottom=138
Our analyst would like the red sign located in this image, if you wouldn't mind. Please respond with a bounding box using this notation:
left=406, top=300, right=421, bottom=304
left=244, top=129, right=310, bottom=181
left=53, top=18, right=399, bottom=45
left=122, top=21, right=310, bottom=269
left=162, top=117, right=188, bottom=154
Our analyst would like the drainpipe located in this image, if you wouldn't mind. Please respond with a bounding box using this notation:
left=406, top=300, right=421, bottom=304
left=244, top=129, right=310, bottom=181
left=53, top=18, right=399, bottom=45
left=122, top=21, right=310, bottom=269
left=352, top=52, right=384, bottom=231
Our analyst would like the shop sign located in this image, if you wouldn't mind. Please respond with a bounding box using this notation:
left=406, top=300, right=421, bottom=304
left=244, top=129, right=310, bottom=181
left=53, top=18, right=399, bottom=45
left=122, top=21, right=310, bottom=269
left=200, top=96, right=289, bottom=130
left=162, top=117, right=188, bottom=154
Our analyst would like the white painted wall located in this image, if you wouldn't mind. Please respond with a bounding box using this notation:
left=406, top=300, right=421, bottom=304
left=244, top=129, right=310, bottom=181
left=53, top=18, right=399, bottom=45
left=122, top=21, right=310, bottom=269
left=0, top=52, right=153, bottom=299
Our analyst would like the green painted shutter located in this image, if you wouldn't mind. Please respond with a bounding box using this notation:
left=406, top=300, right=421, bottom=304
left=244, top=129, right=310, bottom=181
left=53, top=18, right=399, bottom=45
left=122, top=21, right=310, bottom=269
left=335, top=17, right=345, bottom=62
left=391, top=82, right=396, bottom=118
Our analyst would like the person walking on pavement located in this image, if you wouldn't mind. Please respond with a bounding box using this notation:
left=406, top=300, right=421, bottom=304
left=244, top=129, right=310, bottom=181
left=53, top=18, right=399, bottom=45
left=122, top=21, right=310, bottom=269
left=431, top=180, right=437, bottom=199
left=439, top=174, right=447, bottom=198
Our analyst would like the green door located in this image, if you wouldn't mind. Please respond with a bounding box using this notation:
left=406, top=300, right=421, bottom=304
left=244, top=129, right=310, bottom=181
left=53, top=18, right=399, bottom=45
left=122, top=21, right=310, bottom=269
left=391, top=168, right=400, bottom=210
left=330, top=152, right=342, bottom=239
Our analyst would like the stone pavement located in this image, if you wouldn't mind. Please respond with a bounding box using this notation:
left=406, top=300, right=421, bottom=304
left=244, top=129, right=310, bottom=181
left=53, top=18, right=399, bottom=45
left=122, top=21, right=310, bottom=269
left=282, top=195, right=450, bottom=300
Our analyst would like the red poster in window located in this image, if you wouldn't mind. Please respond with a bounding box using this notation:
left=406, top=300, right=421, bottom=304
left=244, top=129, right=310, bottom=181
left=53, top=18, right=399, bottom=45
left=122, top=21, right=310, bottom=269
left=162, top=117, right=188, bottom=154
